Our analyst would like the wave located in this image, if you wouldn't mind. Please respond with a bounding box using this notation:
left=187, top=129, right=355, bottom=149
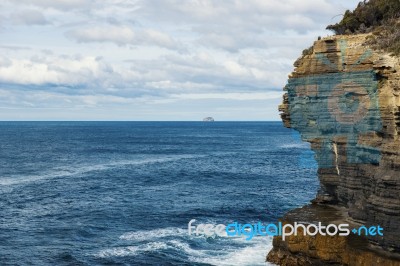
left=97, top=241, right=169, bottom=258
left=191, top=237, right=275, bottom=266
left=280, top=143, right=310, bottom=149
left=119, top=227, right=187, bottom=242
left=96, top=227, right=276, bottom=266
left=0, top=154, right=202, bottom=187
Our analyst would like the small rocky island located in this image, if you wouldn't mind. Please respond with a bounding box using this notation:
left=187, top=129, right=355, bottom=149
left=202, top=117, right=215, bottom=122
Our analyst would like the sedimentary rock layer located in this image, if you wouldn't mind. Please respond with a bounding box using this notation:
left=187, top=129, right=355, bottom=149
left=268, top=34, right=400, bottom=265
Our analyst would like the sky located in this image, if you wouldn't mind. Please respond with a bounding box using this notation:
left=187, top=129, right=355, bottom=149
left=0, top=0, right=361, bottom=121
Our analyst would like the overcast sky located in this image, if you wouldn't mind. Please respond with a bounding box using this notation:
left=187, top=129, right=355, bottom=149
left=0, top=0, right=361, bottom=121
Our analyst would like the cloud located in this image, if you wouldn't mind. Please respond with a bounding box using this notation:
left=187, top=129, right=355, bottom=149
left=0, top=55, right=115, bottom=88
left=138, top=0, right=336, bottom=28
left=0, top=56, right=12, bottom=67
left=8, top=0, right=91, bottom=10
left=0, top=0, right=363, bottom=120
left=136, top=0, right=355, bottom=52
left=123, top=50, right=291, bottom=95
left=65, top=25, right=182, bottom=50
left=0, top=45, right=32, bottom=51
left=66, top=26, right=135, bottom=46
left=170, top=91, right=282, bottom=101
left=0, top=49, right=288, bottom=102
left=9, top=9, right=49, bottom=25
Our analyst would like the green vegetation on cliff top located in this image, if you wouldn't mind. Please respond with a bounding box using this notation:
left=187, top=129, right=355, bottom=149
left=326, top=0, right=400, bottom=55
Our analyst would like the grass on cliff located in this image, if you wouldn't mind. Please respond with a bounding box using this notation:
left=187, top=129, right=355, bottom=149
left=326, top=0, right=400, bottom=55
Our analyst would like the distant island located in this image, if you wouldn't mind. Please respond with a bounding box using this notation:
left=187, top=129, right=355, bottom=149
left=202, top=117, right=214, bottom=122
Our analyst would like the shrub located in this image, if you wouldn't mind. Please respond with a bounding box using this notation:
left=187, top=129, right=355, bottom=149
left=326, top=0, right=400, bottom=34
left=326, top=0, right=400, bottom=55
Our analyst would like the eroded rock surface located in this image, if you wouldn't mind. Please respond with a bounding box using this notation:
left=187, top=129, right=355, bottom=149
left=268, top=34, right=400, bottom=265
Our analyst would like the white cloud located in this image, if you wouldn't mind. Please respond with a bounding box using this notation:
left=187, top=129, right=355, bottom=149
left=0, top=0, right=362, bottom=120
left=9, top=0, right=91, bottom=10
left=66, top=26, right=136, bottom=46
left=223, top=61, right=250, bottom=76
left=171, top=92, right=282, bottom=101
left=9, top=9, right=49, bottom=25
left=135, top=0, right=358, bottom=52
left=0, top=56, right=12, bottom=67
left=0, top=55, right=115, bottom=86
left=66, top=25, right=182, bottom=50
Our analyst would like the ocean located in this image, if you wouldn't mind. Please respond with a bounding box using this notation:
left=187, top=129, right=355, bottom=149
left=0, top=122, right=318, bottom=265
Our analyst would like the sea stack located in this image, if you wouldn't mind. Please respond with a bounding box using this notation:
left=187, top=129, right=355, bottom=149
left=203, top=117, right=215, bottom=122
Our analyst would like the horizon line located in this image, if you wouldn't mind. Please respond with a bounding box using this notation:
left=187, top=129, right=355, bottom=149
left=0, top=120, right=282, bottom=122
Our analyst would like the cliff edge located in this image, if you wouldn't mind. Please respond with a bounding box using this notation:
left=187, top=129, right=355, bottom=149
left=267, top=33, right=400, bottom=265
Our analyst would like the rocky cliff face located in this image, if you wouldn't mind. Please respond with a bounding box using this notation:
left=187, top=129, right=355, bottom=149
left=268, top=34, right=400, bottom=265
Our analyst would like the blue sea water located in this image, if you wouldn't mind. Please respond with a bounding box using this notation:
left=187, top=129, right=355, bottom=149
left=0, top=122, right=318, bottom=266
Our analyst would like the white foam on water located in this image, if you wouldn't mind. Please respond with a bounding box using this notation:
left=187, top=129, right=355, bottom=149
left=119, top=227, right=187, bottom=242
left=0, top=154, right=202, bottom=186
left=97, top=241, right=169, bottom=258
left=96, top=239, right=208, bottom=259
left=280, top=143, right=310, bottom=149
left=98, top=227, right=277, bottom=266
left=0, top=169, right=80, bottom=186
left=189, top=236, right=276, bottom=266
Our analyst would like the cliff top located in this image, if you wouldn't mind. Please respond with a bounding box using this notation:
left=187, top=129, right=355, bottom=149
left=326, top=0, right=400, bottom=55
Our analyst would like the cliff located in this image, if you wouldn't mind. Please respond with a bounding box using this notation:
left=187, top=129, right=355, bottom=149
left=267, top=34, right=400, bottom=265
